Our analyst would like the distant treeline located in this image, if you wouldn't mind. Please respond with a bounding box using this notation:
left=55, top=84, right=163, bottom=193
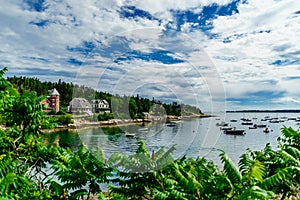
left=227, top=110, right=300, bottom=113
left=7, top=76, right=202, bottom=118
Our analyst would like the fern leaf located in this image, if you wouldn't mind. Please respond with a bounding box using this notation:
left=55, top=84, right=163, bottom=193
left=280, top=149, right=299, bottom=164
left=237, top=186, right=274, bottom=200
left=219, top=150, right=242, bottom=185
left=261, top=167, right=300, bottom=190
left=248, top=160, right=266, bottom=182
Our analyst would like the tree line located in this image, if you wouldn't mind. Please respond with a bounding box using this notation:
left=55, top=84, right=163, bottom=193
left=7, top=76, right=202, bottom=118
left=1, top=67, right=299, bottom=199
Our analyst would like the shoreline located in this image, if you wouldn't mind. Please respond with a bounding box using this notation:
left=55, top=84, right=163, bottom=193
left=42, top=113, right=215, bottom=133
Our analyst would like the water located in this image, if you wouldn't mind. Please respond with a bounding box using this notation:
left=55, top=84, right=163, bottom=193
left=46, top=112, right=300, bottom=166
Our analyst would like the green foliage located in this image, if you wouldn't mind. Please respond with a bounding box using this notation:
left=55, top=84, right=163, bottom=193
left=43, top=114, right=73, bottom=129
left=56, top=110, right=66, bottom=115
left=48, top=109, right=57, bottom=115
left=129, top=97, right=138, bottom=119
left=97, top=112, right=113, bottom=121
left=1, top=68, right=300, bottom=199
left=49, top=145, right=112, bottom=199
left=109, top=139, right=176, bottom=199
left=220, top=150, right=242, bottom=185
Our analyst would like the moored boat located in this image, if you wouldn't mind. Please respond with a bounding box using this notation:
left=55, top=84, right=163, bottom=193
left=269, top=119, right=280, bottom=123
left=166, top=122, right=177, bottom=127
left=256, top=124, right=267, bottom=128
left=241, top=122, right=253, bottom=125
left=216, top=122, right=228, bottom=126
left=125, top=132, right=136, bottom=137
left=249, top=124, right=257, bottom=129
left=263, top=128, right=270, bottom=133
left=224, top=129, right=246, bottom=135
left=138, top=127, right=149, bottom=132
left=220, top=127, right=233, bottom=130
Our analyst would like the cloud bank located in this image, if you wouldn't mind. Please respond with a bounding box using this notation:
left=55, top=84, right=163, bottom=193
left=1, top=0, right=300, bottom=111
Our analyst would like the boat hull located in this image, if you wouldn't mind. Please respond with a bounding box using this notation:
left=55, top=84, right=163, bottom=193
left=224, top=130, right=245, bottom=135
left=125, top=133, right=136, bottom=137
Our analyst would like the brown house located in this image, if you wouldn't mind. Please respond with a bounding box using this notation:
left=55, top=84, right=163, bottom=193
left=41, top=88, right=60, bottom=112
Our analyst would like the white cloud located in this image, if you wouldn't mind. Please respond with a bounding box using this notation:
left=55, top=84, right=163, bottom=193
left=1, top=0, right=300, bottom=110
left=202, top=0, right=300, bottom=109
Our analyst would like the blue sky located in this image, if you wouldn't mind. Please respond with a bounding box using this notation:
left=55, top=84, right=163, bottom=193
left=1, top=0, right=300, bottom=112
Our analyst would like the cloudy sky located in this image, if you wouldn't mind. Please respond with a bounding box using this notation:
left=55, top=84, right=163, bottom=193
left=1, top=0, right=300, bottom=112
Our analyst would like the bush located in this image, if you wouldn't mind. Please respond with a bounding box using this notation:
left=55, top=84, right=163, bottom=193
left=98, top=112, right=113, bottom=121
left=56, top=110, right=66, bottom=115
left=56, top=114, right=73, bottom=125
left=48, top=109, right=57, bottom=115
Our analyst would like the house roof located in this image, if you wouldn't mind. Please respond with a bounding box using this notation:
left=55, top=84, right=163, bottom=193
left=91, top=99, right=109, bottom=105
left=102, top=99, right=109, bottom=105
left=40, top=98, right=51, bottom=105
left=49, top=88, right=60, bottom=96
left=69, top=98, right=92, bottom=109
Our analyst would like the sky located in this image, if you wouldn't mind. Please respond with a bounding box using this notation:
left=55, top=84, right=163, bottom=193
left=1, top=0, right=300, bottom=112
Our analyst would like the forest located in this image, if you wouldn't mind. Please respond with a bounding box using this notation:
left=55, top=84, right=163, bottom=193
left=7, top=76, right=202, bottom=119
left=0, top=67, right=299, bottom=199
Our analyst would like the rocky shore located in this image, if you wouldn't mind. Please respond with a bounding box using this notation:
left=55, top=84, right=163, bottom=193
left=42, top=113, right=215, bottom=133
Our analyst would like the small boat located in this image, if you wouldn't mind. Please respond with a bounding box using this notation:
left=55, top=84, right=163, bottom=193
left=166, top=122, right=177, bottom=127
left=241, top=118, right=251, bottom=122
left=269, top=119, right=280, bottom=123
left=241, top=122, right=253, bottom=125
left=216, top=122, right=228, bottom=126
left=224, top=129, right=246, bottom=135
left=125, top=132, right=136, bottom=137
left=261, top=116, right=270, bottom=121
left=138, top=127, right=149, bottom=132
left=256, top=124, right=267, bottom=128
left=220, top=127, right=233, bottom=130
left=263, top=128, right=270, bottom=133
left=249, top=124, right=257, bottom=129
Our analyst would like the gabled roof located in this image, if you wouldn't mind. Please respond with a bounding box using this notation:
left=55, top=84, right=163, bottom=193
left=69, top=98, right=92, bottom=109
left=91, top=99, right=109, bottom=105
left=102, top=99, right=109, bottom=105
left=40, top=98, right=51, bottom=105
left=49, top=88, right=60, bottom=96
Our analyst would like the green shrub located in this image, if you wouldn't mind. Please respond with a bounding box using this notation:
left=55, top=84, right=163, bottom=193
left=97, top=112, right=113, bottom=121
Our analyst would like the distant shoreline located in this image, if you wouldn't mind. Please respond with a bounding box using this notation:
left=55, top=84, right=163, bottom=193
left=226, top=110, right=300, bottom=113
left=42, top=113, right=215, bottom=133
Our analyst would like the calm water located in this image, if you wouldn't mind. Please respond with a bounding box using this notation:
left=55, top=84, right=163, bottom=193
left=46, top=112, right=300, bottom=165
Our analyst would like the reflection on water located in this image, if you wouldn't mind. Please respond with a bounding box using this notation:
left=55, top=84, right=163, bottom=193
left=45, top=112, right=300, bottom=165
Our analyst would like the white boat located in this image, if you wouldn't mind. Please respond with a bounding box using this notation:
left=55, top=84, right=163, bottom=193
left=216, top=122, right=228, bottom=126
left=220, top=127, right=233, bottom=130
left=138, top=127, right=149, bottom=132
left=125, top=132, right=136, bottom=137
left=269, top=119, right=280, bottom=123
left=166, top=122, right=177, bottom=127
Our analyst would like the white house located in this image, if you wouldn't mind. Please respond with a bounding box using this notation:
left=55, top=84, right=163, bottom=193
left=67, top=98, right=92, bottom=114
left=91, top=99, right=110, bottom=113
